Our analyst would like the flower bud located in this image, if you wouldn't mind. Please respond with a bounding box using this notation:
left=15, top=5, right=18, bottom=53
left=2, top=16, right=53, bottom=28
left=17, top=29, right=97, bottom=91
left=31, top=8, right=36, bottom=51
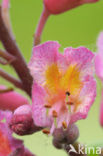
left=9, top=105, right=41, bottom=136
left=52, top=138, right=63, bottom=149
left=66, top=124, right=79, bottom=144
left=43, top=0, right=98, bottom=15
left=0, top=85, right=29, bottom=111
left=53, top=124, right=79, bottom=149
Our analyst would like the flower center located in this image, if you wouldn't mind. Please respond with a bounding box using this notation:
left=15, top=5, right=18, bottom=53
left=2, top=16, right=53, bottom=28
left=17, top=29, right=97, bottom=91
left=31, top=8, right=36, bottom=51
left=44, top=63, right=83, bottom=127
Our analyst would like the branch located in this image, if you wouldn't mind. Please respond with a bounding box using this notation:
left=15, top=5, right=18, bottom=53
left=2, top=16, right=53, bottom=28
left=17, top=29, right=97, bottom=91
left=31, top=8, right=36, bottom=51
left=0, top=49, right=16, bottom=64
left=0, top=6, right=33, bottom=96
left=0, top=69, right=24, bottom=90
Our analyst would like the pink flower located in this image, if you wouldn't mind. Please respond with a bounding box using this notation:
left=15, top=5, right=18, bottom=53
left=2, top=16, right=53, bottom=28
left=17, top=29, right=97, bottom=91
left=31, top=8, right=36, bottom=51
left=2, top=0, right=9, bottom=9
left=43, top=0, right=99, bottom=14
left=0, top=85, right=29, bottom=111
left=95, top=32, right=103, bottom=82
left=29, top=41, right=96, bottom=132
left=0, top=110, right=35, bottom=156
left=95, top=32, right=103, bottom=127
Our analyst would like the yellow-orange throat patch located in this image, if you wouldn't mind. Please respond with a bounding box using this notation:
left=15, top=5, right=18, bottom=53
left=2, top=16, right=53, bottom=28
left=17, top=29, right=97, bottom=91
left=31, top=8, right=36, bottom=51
left=45, top=63, right=83, bottom=96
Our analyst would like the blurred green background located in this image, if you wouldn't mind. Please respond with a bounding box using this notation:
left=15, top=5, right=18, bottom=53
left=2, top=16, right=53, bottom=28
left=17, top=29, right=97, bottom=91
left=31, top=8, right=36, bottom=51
left=0, top=0, right=103, bottom=155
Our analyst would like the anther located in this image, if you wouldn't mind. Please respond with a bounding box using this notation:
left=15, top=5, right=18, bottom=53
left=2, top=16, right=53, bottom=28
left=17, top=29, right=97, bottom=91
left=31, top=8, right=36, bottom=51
left=65, top=91, right=70, bottom=96
left=42, top=129, right=50, bottom=135
left=44, top=104, right=52, bottom=108
left=66, top=102, right=74, bottom=105
left=62, top=121, right=67, bottom=129
left=52, top=110, right=58, bottom=118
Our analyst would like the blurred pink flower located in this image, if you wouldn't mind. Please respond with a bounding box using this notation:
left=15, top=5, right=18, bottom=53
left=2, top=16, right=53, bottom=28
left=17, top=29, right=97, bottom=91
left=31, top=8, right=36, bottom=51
left=0, top=110, right=35, bottom=156
left=100, top=90, right=103, bottom=127
left=29, top=41, right=96, bottom=132
left=2, top=0, right=9, bottom=9
left=0, top=110, right=23, bottom=156
left=95, top=32, right=103, bottom=127
left=0, top=85, right=29, bottom=111
left=43, top=0, right=99, bottom=14
left=95, top=32, right=103, bottom=81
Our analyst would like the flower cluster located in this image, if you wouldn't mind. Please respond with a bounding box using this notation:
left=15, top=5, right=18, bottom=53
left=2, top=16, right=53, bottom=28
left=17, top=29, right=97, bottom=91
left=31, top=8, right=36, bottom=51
left=0, top=0, right=101, bottom=155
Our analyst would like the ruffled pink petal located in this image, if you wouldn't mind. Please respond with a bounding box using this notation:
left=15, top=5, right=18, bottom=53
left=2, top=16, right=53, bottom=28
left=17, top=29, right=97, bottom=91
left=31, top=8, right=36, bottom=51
left=100, top=89, right=103, bottom=127
left=64, top=47, right=94, bottom=72
left=28, top=41, right=60, bottom=85
left=32, top=82, right=52, bottom=127
left=0, top=85, right=29, bottom=111
left=70, top=76, right=96, bottom=124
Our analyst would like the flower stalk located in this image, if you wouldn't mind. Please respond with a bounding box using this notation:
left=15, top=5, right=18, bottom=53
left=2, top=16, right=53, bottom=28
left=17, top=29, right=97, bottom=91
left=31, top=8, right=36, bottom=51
left=0, top=69, right=24, bottom=90
left=34, top=7, right=50, bottom=46
left=0, top=49, right=16, bottom=64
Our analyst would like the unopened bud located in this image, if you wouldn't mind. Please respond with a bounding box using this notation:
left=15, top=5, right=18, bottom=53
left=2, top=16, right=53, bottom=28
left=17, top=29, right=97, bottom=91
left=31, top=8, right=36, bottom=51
left=66, top=124, right=79, bottom=144
left=52, top=138, right=63, bottom=149
left=53, top=124, right=79, bottom=148
left=9, top=105, right=41, bottom=135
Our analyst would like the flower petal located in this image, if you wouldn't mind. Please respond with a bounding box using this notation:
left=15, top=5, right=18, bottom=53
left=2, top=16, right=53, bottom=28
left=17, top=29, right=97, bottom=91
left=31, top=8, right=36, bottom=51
left=28, top=41, right=60, bottom=85
left=70, top=76, right=96, bottom=124
left=100, top=89, right=103, bottom=127
left=95, top=32, right=103, bottom=80
left=32, top=82, right=52, bottom=127
left=64, top=47, right=94, bottom=75
left=97, top=32, right=103, bottom=54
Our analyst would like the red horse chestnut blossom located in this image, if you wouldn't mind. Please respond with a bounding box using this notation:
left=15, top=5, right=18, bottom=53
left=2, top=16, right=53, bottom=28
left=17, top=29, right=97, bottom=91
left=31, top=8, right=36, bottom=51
left=29, top=41, right=96, bottom=133
left=0, top=85, right=29, bottom=111
left=95, top=32, right=103, bottom=127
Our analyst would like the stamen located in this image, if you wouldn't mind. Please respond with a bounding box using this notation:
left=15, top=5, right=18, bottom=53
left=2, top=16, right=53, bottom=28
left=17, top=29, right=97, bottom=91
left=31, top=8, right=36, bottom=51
left=66, top=102, right=74, bottom=105
left=46, top=108, right=49, bottom=116
left=62, top=121, right=67, bottom=129
left=52, top=110, right=58, bottom=128
left=65, top=91, right=70, bottom=96
left=52, top=110, right=58, bottom=118
left=44, top=104, right=52, bottom=108
left=54, top=118, right=57, bottom=128
left=42, top=129, right=50, bottom=135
